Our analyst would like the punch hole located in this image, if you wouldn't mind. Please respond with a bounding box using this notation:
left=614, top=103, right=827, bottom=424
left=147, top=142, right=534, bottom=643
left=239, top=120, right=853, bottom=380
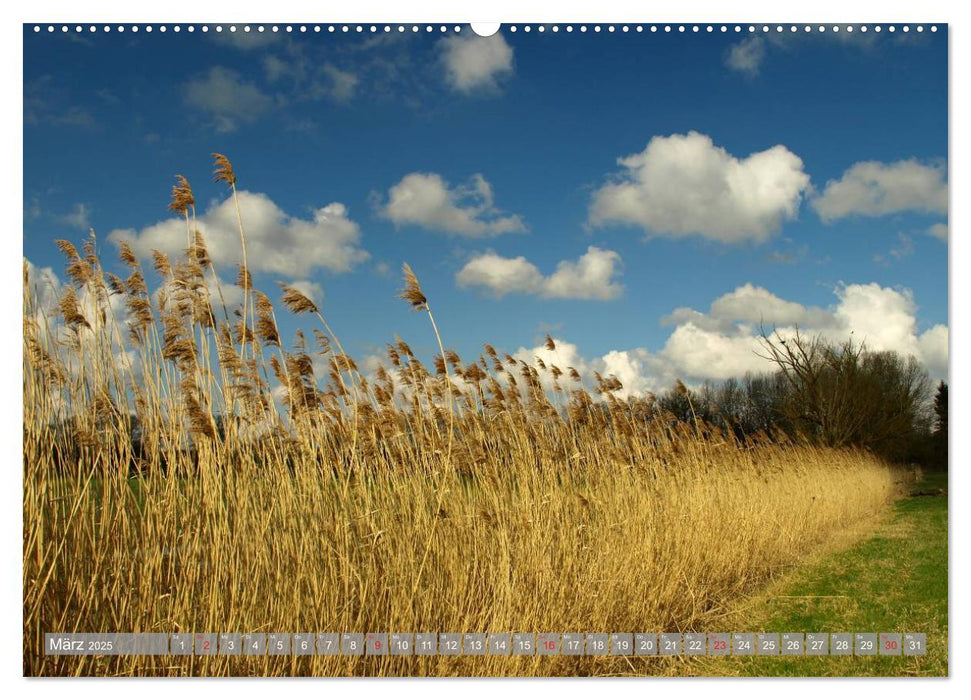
left=471, top=23, right=501, bottom=37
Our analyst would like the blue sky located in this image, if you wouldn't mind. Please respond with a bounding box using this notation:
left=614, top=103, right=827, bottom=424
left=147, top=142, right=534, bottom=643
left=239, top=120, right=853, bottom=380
left=23, top=24, right=949, bottom=392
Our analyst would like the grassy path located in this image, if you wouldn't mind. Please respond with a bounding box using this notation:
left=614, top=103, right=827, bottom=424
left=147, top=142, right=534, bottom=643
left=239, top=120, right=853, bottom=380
left=685, top=471, right=948, bottom=677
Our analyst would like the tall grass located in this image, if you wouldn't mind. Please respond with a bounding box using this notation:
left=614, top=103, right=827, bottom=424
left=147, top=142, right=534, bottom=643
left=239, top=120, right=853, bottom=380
left=23, top=157, right=900, bottom=676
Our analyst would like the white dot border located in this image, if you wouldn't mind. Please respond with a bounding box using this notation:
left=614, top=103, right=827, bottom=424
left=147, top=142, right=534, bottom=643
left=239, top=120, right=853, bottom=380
left=30, top=23, right=942, bottom=35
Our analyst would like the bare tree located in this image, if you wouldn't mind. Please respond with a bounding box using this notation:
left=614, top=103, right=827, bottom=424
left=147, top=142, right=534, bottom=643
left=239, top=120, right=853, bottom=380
left=758, top=327, right=930, bottom=459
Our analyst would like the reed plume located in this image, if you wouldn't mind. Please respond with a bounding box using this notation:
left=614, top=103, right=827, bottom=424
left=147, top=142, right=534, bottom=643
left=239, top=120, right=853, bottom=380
left=213, top=153, right=251, bottom=359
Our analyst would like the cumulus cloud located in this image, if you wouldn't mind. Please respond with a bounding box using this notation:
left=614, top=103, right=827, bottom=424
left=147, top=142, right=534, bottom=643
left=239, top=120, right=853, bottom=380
left=663, top=283, right=834, bottom=333
left=441, top=32, right=514, bottom=93
left=108, top=191, right=369, bottom=279
left=659, top=325, right=771, bottom=382
left=812, top=159, right=948, bottom=222
left=512, top=337, right=665, bottom=401
left=725, top=37, right=766, bottom=76
left=184, top=67, right=274, bottom=132
left=589, top=132, right=810, bottom=243
left=456, top=246, right=623, bottom=300
left=665, top=282, right=949, bottom=383
left=379, top=172, right=526, bottom=237
left=512, top=282, right=949, bottom=400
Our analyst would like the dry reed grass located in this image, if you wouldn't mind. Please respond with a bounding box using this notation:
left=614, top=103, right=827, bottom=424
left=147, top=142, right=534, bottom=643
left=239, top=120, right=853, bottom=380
left=22, top=156, right=900, bottom=676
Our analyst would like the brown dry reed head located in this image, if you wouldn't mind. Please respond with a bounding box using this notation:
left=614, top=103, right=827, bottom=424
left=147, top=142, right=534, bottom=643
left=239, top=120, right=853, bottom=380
left=236, top=264, right=253, bottom=291
left=168, top=174, right=195, bottom=216
left=152, top=250, right=172, bottom=278
left=212, top=153, right=237, bottom=187
left=118, top=241, right=138, bottom=269
left=55, top=239, right=80, bottom=262
left=58, top=287, right=89, bottom=330
left=278, top=283, right=319, bottom=315
left=255, top=292, right=280, bottom=346
left=545, top=334, right=556, bottom=351
left=397, top=263, right=427, bottom=310
left=55, top=239, right=94, bottom=286
left=675, top=379, right=689, bottom=396
left=105, top=273, right=126, bottom=296
left=191, top=231, right=211, bottom=267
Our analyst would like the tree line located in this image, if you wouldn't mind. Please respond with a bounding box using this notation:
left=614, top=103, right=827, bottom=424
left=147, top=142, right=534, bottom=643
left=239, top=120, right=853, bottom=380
left=656, top=330, right=948, bottom=468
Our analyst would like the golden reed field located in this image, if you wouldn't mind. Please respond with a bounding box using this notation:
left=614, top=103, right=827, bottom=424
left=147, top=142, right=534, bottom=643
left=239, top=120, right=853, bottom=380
left=23, top=156, right=900, bottom=676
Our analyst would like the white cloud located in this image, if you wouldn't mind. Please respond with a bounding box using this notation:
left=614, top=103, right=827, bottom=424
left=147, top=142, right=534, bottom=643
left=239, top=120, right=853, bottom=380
left=108, top=191, right=369, bottom=279
left=512, top=282, right=948, bottom=398
left=917, top=324, right=949, bottom=379
left=456, top=252, right=541, bottom=297
left=926, top=222, right=948, bottom=242
left=380, top=172, right=526, bottom=237
left=666, top=282, right=950, bottom=382
left=726, top=37, right=766, bottom=76
left=660, top=324, right=770, bottom=382
left=457, top=246, right=623, bottom=300
left=832, top=283, right=923, bottom=357
left=812, top=159, right=948, bottom=222
left=589, top=132, right=810, bottom=243
left=599, top=349, right=658, bottom=399
left=663, top=283, right=834, bottom=333
left=441, top=32, right=514, bottom=93
left=184, top=67, right=274, bottom=132
left=512, top=337, right=665, bottom=400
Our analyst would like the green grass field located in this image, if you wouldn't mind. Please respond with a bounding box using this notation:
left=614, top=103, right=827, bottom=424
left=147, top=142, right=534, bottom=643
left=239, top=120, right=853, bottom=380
left=685, top=471, right=948, bottom=677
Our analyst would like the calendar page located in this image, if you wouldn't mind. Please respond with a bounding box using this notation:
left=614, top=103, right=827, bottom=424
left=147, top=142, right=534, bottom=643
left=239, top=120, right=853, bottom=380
left=21, top=9, right=949, bottom=683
